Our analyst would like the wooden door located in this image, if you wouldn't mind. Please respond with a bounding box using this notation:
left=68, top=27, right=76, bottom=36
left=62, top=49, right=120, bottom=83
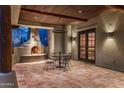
left=78, top=28, right=96, bottom=63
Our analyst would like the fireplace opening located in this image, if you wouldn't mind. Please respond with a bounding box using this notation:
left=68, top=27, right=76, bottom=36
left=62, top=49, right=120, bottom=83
left=31, top=46, right=41, bottom=54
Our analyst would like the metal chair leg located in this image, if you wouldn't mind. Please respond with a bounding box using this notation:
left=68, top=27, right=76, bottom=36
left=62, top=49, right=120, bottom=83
left=42, top=63, right=47, bottom=70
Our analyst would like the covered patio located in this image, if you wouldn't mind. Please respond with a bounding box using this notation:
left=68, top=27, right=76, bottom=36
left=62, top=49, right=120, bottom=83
left=0, top=5, right=124, bottom=88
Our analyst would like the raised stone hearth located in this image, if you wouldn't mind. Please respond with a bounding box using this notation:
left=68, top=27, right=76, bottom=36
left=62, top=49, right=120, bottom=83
left=20, top=53, right=47, bottom=63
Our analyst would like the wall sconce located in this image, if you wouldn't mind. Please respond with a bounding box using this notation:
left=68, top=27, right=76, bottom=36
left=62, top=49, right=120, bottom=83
left=70, top=37, right=76, bottom=41
left=107, top=32, right=115, bottom=37
left=73, top=37, right=77, bottom=40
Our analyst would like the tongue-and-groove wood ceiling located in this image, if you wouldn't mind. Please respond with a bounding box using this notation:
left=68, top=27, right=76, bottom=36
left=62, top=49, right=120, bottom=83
left=18, top=5, right=113, bottom=25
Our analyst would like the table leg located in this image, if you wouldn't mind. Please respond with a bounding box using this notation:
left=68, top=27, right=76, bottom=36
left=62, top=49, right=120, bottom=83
left=56, top=56, right=63, bottom=68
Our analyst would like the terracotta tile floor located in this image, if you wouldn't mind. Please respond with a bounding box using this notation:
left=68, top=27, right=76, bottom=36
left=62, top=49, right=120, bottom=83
left=13, top=60, right=124, bottom=88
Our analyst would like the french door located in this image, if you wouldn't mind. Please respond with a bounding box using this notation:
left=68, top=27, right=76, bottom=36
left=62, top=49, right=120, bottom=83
left=78, top=28, right=96, bottom=63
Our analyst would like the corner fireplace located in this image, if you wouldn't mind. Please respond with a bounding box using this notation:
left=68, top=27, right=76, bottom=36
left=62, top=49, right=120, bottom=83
left=20, top=45, right=46, bottom=63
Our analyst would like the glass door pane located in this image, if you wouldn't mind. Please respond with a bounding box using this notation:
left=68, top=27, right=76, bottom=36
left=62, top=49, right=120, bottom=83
left=88, top=32, right=95, bottom=61
left=79, top=34, right=86, bottom=59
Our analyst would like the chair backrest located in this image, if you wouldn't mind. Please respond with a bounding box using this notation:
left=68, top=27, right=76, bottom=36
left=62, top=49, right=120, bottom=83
left=63, top=54, right=71, bottom=63
left=49, top=52, right=59, bottom=60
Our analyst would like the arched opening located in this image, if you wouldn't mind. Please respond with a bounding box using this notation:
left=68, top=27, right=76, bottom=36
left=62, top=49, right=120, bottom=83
left=31, top=46, right=41, bottom=54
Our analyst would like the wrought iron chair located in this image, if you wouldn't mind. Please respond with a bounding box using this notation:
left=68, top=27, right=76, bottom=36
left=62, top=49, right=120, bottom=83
left=49, top=53, right=59, bottom=66
left=61, top=54, right=71, bottom=71
left=43, top=52, right=59, bottom=71
left=43, top=59, right=56, bottom=71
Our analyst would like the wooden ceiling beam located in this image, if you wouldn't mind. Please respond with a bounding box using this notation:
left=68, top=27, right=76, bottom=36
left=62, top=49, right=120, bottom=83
left=21, top=8, right=88, bottom=22
left=18, top=20, right=65, bottom=27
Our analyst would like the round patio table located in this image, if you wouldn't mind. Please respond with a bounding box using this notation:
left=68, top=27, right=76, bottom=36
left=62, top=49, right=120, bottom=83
left=52, top=54, right=69, bottom=68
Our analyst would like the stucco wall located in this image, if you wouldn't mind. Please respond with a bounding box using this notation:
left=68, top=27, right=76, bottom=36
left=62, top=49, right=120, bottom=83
left=53, top=26, right=65, bottom=53
left=54, top=32, right=65, bottom=53
left=96, top=10, right=124, bottom=72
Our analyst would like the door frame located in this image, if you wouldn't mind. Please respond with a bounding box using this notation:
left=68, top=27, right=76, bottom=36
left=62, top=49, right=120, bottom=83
left=78, top=28, right=96, bottom=64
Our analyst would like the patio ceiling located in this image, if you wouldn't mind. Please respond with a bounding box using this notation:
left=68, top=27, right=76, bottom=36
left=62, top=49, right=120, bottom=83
left=19, top=5, right=107, bottom=25
left=18, top=5, right=124, bottom=26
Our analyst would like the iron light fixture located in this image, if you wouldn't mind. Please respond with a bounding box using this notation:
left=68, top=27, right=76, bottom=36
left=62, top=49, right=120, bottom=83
left=107, top=32, right=115, bottom=37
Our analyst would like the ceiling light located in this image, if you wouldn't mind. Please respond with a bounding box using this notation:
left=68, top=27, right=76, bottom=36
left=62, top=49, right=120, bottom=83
left=34, top=16, right=39, bottom=19
left=78, top=10, right=82, bottom=14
